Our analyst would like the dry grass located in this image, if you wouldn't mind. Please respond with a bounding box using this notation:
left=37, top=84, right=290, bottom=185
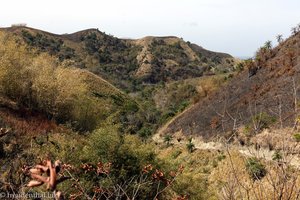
left=0, top=109, right=58, bottom=136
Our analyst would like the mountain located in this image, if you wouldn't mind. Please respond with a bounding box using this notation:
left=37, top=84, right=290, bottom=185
left=0, top=26, right=237, bottom=91
left=159, top=31, right=300, bottom=140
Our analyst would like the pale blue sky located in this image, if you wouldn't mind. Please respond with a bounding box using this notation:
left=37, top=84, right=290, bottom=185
left=1, top=0, right=299, bottom=57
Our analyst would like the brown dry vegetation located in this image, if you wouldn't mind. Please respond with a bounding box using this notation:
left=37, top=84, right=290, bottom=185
left=162, top=31, right=300, bottom=140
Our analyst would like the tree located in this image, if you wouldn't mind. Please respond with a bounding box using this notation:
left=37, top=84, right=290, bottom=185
left=264, top=40, right=272, bottom=50
left=276, top=34, right=283, bottom=44
left=291, top=27, right=298, bottom=35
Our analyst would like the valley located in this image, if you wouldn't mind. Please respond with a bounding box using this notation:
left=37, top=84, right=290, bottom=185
left=0, top=23, right=300, bottom=199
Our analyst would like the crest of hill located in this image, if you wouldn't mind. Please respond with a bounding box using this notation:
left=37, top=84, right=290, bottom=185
left=160, top=32, right=300, bottom=139
left=0, top=26, right=236, bottom=89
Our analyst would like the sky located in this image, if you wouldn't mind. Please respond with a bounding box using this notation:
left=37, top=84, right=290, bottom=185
left=0, top=0, right=300, bottom=57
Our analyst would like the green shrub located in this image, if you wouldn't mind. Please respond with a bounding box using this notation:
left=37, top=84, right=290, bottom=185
left=245, top=158, right=267, bottom=180
left=138, top=127, right=152, bottom=140
left=293, top=133, right=300, bottom=142
left=234, top=62, right=245, bottom=72
left=164, top=134, right=173, bottom=146
left=186, top=138, right=195, bottom=153
left=217, top=153, right=226, bottom=161
left=160, top=110, right=176, bottom=124
left=80, top=125, right=164, bottom=198
left=252, top=112, right=276, bottom=131
left=272, top=150, right=282, bottom=161
left=172, top=173, right=209, bottom=200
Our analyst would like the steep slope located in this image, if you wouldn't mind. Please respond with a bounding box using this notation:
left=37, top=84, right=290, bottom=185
left=0, top=26, right=236, bottom=90
left=160, top=32, right=300, bottom=139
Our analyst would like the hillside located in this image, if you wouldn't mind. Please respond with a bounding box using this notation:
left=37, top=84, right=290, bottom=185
left=0, top=31, right=184, bottom=199
left=0, top=26, right=240, bottom=137
left=0, top=30, right=218, bottom=199
left=0, top=31, right=140, bottom=132
left=0, top=26, right=236, bottom=90
left=160, top=31, right=300, bottom=140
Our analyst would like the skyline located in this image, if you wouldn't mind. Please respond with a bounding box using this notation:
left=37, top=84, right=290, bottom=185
left=1, top=0, right=300, bottom=57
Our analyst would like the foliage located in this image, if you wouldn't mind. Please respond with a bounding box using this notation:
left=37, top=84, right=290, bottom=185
left=0, top=121, right=182, bottom=199
left=74, top=125, right=177, bottom=199
left=293, top=133, right=300, bottom=142
left=250, top=112, right=276, bottom=133
left=186, top=138, right=195, bottom=153
left=164, top=134, right=173, bottom=146
left=0, top=32, right=132, bottom=131
left=137, top=126, right=152, bottom=140
left=21, top=30, right=76, bottom=61
left=272, top=150, right=282, bottom=161
left=245, top=157, right=267, bottom=180
left=234, top=62, right=245, bottom=72
left=81, top=31, right=141, bottom=90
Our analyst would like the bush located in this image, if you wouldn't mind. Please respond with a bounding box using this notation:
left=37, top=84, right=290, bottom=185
left=247, top=112, right=277, bottom=133
left=80, top=125, right=167, bottom=199
left=252, top=112, right=276, bottom=130
left=272, top=150, right=282, bottom=161
left=186, top=138, right=195, bottom=153
left=293, top=133, right=300, bottom=142
left=245, top=158, right=267, bottom=180
left=138, top=126, right=152, bottom=140
left=164, top=134, right=173, bottom=146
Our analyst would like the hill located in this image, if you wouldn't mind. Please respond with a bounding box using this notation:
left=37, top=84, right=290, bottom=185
left=160, top=31, right=300, bottom=140
left=0, top=26, right=236, bottom=91
left=0, top=26, right=240, bottom=136
left=0, top=31, right=139, bottom=132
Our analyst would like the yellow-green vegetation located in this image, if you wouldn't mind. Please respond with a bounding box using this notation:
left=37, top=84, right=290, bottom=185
left=243, top=112, right=277, bottom=135
left=245, top=157, right=267, bottom=180
left=0, top=32, right=190, bottom=198
left=293, top=133, right=300, bottom=142
left=156, top=142, right=300, bottom=200
left=8, top=27, right=237, bottom=91
left=0, top=31, right=138, bottom=132
left=210, top=150, right=300, bottom=200
left=157, top=145, right=225, bottom=199
left=0, top=120, right=186, bottom=199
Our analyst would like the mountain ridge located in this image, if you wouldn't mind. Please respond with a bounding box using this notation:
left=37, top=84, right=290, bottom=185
left=0, top=26, right=237, bottom=88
